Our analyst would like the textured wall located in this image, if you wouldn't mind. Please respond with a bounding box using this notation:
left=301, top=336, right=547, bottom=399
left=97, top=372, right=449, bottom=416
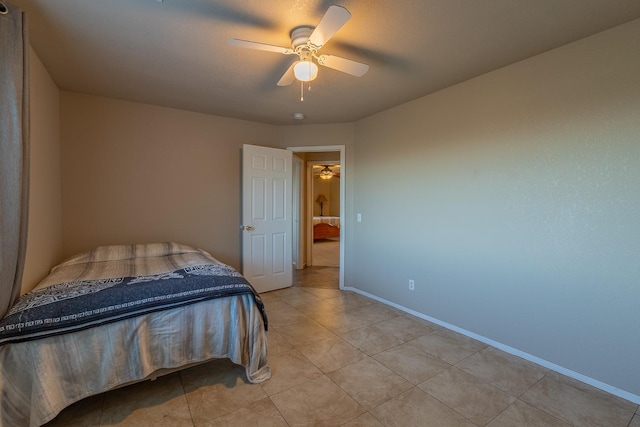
left=60, top=94, right=278, bottom=269
left=22, top=47, right=63, bottom=293
left=351, top=20, right=640, bottom=396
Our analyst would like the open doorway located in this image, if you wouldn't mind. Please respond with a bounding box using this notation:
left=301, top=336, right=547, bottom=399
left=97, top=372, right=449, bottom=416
left=288, top=146, right=345, bottom=290
left=310, top=161, right=340, bottom=269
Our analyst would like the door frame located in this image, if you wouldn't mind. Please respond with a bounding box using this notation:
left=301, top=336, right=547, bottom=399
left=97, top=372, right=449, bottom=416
left=292, top=154, right=304, bottom=270
left=287, top=145, right=345, bottom=289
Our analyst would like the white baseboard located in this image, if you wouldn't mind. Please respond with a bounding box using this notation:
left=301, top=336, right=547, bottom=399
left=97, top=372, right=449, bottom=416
left=343, top=286, right=640, bottom=405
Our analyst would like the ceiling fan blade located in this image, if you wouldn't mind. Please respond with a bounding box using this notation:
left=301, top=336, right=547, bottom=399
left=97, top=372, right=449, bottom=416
left=317, top=55, right=369, bottom=77
left=309, top=5, right=351, bottom=47
left=277, top=62, right=297, bottom=86
left=228, top=38, right=293, bottom=55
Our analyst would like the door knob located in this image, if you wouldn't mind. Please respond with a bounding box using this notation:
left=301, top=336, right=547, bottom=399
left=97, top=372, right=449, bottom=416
left=241, top=225, right=255, bottom=231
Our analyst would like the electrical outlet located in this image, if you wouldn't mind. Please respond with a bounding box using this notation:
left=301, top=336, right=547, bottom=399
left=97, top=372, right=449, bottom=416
left=409, top=279, right=415, bottom=291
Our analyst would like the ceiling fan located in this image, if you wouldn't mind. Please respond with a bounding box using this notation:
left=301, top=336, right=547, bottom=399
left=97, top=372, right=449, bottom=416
left=317, top=165, right=340, bottom=180
left=228, top=5, right=369, bottom=89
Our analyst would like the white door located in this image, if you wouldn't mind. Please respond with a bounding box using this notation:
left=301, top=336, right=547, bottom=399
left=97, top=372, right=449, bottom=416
left=242, top=144, right=293, bottom=293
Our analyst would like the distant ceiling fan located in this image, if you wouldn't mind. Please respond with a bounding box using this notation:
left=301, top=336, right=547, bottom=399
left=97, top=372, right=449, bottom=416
left=228, top=5, right=369, bottom=91
left=315, top=165, right=340, bottom=179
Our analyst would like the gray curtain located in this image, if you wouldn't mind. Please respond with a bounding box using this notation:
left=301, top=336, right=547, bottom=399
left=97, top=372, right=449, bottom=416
left=0, top=2, right=29, bottom=318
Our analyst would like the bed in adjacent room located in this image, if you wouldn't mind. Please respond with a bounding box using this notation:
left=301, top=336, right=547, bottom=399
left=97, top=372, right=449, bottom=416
left=0, top=242, right=270, bottom=427
left=313, top=216, right=340, bottom=240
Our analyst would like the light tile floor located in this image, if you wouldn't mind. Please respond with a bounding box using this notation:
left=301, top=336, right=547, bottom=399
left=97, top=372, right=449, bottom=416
left=46, top=268, right=639, bottom=426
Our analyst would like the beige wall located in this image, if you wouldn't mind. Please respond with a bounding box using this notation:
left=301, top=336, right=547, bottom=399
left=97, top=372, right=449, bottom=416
left=21, top=47, right=62, bottom=293
left=350, top=19, right=640, bottom=397
left=278, top=124, right=354, bottom=149
left=60, top=93, right=279, bottom=269
left=313, top=176, right=340, bottom=217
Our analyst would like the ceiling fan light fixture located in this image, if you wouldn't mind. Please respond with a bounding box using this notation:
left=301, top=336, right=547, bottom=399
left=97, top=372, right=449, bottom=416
left=294, top=60, right=318, bottom=82
left=319, top=166, right=334, bottom=180
left=229, top=5, right=369, bottom=98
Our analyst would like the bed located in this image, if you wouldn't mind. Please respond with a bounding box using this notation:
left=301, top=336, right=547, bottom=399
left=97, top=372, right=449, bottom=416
left=313, top=216, right=340, bottom=240
left=0, top=242, right=270, bottom=427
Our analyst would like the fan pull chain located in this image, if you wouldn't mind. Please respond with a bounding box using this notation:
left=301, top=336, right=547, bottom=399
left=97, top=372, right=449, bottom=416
left=300, top=81, right=311, bottom=102
left=300, top=81, right=313, bottom=102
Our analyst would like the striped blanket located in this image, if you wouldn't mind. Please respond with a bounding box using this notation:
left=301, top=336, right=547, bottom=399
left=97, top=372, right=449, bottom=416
left=0, top=243, right=267, bottom=345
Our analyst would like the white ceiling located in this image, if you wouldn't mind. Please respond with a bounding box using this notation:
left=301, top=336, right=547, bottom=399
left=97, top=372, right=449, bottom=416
left=11, top=0, right=640, bottom=125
